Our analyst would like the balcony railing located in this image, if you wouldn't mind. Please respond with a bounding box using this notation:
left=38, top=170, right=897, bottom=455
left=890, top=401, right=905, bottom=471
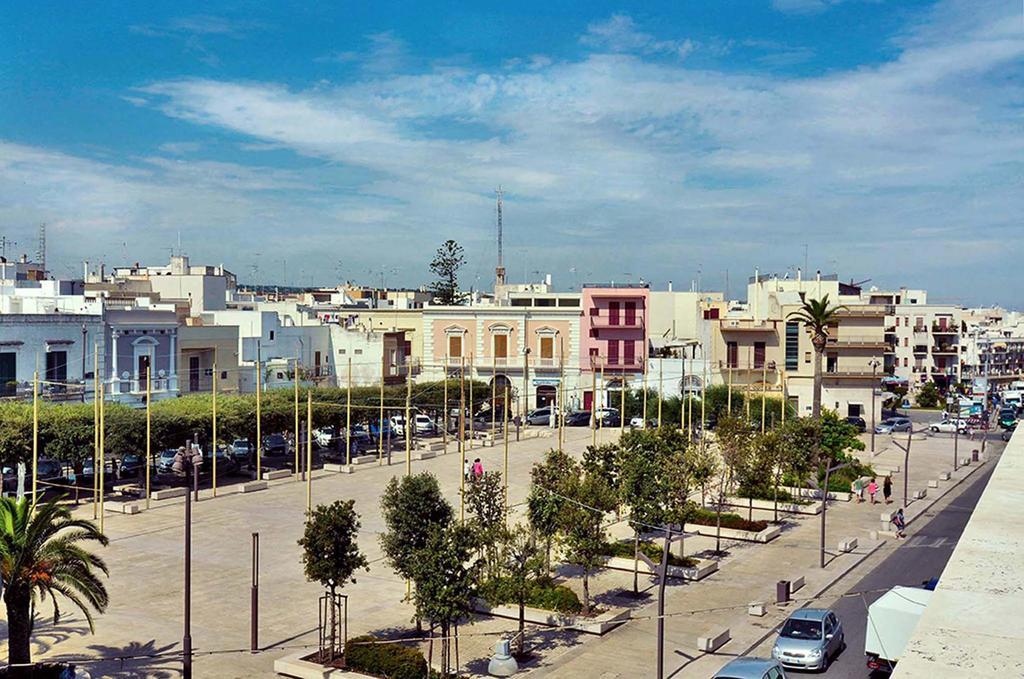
left=822, top=369, right=879, bottom=379
left=932, top=345, right=958, bottom=355
left=932, top=322, right=958, bottom=334
left=834, top=307, right=886, bottom=318
left=590, top=356, right=645, bottom=370
left=589, top=312, right=644, bottom=329
left=717, top=360, right=778, bottom=372
left=826, top=335, right=889, bottom=348
left=720, top=319, right=775, bottom=332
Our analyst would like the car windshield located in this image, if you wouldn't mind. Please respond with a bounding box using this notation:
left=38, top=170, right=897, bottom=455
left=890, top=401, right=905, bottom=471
left=780, top=618, right=823, bottom=640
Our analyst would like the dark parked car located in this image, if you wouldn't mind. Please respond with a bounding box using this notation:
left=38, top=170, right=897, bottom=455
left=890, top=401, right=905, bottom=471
left=229, top=439, right=254, bottom=463
left=1, top=458, right=70, bottom=501
left=1003, top=422, right=1017, bottom=442
left=564, top=411, right=592, bottom=426
left=157, top=449, right=179, bottom=474
left=118, top=453, right=145, bottom=479
left=203, top=448, right=241, bottom=477
left=263, top=433, right=288, bottom=456
left=845, top=416, right=867, bottom=432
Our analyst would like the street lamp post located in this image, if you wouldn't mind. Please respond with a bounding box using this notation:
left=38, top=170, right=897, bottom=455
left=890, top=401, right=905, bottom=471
left=869, top=359, right=880, bottom=455
left=173, top=440, right=204, bottom=679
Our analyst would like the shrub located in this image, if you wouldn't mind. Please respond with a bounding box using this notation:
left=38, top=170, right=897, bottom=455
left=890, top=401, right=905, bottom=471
left=345, top=635, right=428, bottom=679
left=478, top=575, right=582, bottom=615
left=689, top=508, right=768, bottom=533
left=598, top=540, right=697, bottom=568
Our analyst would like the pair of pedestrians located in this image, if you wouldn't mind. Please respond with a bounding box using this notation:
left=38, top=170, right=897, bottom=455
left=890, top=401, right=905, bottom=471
left=463, top=457, right=484, bottom=482
left=864, top=476, right=893, bottom=504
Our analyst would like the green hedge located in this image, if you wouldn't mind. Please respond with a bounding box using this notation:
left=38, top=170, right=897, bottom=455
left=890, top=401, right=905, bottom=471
left=0, top=380, right=485, bottom=467
left=689, top=508, right=768, bottom=533
left=478, top=575, right=582, bottom=615
left=598, top=540, right=697, bottom=568
left=346, top=635, right=428, bottom=679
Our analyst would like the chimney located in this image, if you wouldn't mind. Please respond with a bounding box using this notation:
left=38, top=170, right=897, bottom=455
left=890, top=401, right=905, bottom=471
left=668, top=280, right=673, bottom=292
left=83, top=260, right=89, bottom=281
left=545, top=273, right=552, bottom=287
left=753, top=268, right=760, bottom=322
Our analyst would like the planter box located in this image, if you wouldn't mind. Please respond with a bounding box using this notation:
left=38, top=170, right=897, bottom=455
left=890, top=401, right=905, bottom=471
left=599, top=555, right=718, bottom=581
left=274, top=651, right=375, bottom=679
left=471, top=598, right=629, bottom=635
left=779, top=486, right=852, bottom=502
left=725, top=496, right=822, bottom=516
left=151, top=487, right=187, bottom=501
left=263, top=469, right=292, bottom=481
left=690, top=522, right=781, bottom=543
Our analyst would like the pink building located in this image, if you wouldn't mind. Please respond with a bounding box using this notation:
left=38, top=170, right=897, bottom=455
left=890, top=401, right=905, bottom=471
left=580, top=284, right=649, bottom=410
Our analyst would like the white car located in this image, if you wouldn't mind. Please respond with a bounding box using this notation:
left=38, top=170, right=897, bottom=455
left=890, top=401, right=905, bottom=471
left=929, top=419, right=968, bottom=434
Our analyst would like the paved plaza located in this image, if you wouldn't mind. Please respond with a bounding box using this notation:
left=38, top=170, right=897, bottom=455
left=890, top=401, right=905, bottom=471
left=0, top=424, right=999, bottom=678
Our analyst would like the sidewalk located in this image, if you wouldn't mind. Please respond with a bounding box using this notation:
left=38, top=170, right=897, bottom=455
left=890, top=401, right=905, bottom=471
left=530, top=431, right=999, bottom=678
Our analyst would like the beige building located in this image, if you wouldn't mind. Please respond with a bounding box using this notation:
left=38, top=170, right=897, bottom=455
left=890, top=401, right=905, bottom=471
left=708, top=276, right=886, bottom=421
left=177, top=322, right=241, bottom=394
left=888, top=304, right=963, bottom=392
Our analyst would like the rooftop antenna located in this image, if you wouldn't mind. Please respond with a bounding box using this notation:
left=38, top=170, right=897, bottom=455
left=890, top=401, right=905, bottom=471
left=0, top=236, right=17, bottom=260
left=36, top=224, right=46, bottom=273
left=495, top=186, right=506, bottom=288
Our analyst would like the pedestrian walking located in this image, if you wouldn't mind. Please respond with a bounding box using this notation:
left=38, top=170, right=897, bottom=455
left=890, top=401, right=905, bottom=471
left=851, top=477, right=864, bottom=503
left=883, top=475, right=893, bottom=504
left=472, top=457, right=483, bottom=481
left=891, top=507, right=906, bottom=539
left=463, top=458, right=472, bottom=481
left=867, top=478, right=879, bottom=504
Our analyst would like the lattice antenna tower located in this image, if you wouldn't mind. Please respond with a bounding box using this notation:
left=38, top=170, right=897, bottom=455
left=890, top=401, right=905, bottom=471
left=36, top=223, right=46, bottom=273
left=495, top=186, right=506, bottom=287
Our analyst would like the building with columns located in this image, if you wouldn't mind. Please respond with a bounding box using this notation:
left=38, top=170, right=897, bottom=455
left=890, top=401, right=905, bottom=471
left=104, top=309, right=179, bottom=405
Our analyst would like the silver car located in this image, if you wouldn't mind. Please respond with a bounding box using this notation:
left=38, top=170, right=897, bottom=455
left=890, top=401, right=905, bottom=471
left=874, top=417, right=911, bottom=434
left=714, top=657, right=787, bottom=679
left=772, top=608, right=844, bottom=671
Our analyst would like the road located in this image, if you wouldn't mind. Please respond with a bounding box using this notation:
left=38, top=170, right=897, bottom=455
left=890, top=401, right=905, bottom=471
left=820, top=450, right=999, bottom=678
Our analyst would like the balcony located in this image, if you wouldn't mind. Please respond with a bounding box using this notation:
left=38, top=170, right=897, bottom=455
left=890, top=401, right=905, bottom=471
left=826, top=335, right=889, bottom=349
left=932, top=322, right=958, bottom=334
left=720, top=319, right=776, bottom=332
left=476, top=356, right=524, bottom=371
left=718, top=360, right=778, bottom=373
left=932, top=345, right=958, bottom=355
left=834, top=307, right=886, bottom=318
left=822, top=369, right=879, bottom=379
left=913, top=345, right=928, bottom=355
left=532, top=357, right=563, bottom=371
left=590, top=356, right=645, bottom=371
left=589, top=312, right=644, bottom=330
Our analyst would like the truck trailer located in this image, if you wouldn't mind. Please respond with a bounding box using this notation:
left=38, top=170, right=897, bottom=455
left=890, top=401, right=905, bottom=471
left=865, top=586, right=932, bottom=672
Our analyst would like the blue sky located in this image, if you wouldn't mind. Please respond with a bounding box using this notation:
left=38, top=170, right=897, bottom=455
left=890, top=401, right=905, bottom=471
left=1, top=0, right=1021, bottom=305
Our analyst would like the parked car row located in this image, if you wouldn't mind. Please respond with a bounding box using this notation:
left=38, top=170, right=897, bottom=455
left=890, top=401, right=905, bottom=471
left=714, top=607, right=845, bottom=678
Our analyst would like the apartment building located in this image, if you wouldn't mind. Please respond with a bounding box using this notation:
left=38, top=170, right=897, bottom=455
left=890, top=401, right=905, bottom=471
left=580, top=284, right=648, bottom=412
left=422, top=292, right=582, bottom=415
left=708, top=275, right=886, bottom=421
left=888, top=305, right=963, bottom=391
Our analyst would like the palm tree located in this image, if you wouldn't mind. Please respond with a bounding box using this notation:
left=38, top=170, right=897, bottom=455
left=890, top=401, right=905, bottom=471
left=0, top=497, right=110, bottom=667
left=787, top=294, right=846, bottom=419
left=788, top=295, right=848, bottom=568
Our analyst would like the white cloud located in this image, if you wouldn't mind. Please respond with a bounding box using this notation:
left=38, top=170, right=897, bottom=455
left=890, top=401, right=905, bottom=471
left=4, top=2, right=1022, bottom=303
left=581, top=14, right=696, bottom=59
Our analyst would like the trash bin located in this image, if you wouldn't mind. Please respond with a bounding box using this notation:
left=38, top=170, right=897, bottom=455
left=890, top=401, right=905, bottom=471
left=776, top=580, right=791, bottom=604
left=972, top=450, right=979, bottom=462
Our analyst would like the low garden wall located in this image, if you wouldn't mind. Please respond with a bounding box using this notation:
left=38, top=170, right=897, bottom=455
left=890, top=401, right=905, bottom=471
left=471, top=598, right=630, bottom=635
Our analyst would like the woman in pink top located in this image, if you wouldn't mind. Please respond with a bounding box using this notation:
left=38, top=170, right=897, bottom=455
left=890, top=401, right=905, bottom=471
left=472, top=458, right=483, bottom=481
left=867, top=478, right=879, bottom=504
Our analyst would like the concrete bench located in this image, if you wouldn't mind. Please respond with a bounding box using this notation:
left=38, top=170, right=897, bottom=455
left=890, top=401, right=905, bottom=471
left=939, top=471, right=951, bottom=481
left=912, top=489, right=927, bottom=500
left=748, top=602, right=767, bottom=617
left=351, top=454, right=377, bottom=465
left=791, top=575, right=805, bottom=593
left=697, top=628, right=731, bottom=653
left=240, top=481, right=268, bottom=494
left=960, top=457, right=971, bottom=467
left=839, top=537, right=858, bottom=553
left=151, top=487, right=187, bottom=501
left=928, top=479, right=938, bottom=488
left=322, top=463, right=353, bottom=473
left=413, top=451, right=437, bottom=461
left=262, top=469, right=291, bottom=481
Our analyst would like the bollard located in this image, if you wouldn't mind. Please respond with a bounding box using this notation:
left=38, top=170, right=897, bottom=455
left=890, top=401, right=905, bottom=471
left=776, top=580, right=791, bottom=604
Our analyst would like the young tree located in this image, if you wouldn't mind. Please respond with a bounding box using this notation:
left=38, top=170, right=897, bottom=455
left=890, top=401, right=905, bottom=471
left=581, top=442, right=620, bottom=493
left=298, top=499, right=369, bottom=660
left=464, top=470, right=507, bottom=578
left=617, top=430, right=669, bottom=595
left=527, top=449, right=577, bottom=571
left=379, top=473, right=454, bottom=582
left=916, top=382, right=940, bottom=408
left=560, top=472, right=616, bottom=616
left=501, top=524, right=544, bottom=639
left=787, top=295, right=846, bottom=420
left=409, top=523, right=480, bottom=677
left=664, top=448, right=697, bottom=559
left=1, top=497, right=109, bottom=667
left=711, top=415, right=754, bottom=554
left=429, top=239, right=466, bottom=305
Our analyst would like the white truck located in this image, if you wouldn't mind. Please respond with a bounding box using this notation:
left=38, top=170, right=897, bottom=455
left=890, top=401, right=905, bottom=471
left=865, top=586, right=932, bottom=673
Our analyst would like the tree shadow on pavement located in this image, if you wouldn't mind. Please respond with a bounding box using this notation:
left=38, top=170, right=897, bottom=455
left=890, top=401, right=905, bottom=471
left=23, top=616, right=90, bottom=657
left=50, top=639, right=181, bottom=678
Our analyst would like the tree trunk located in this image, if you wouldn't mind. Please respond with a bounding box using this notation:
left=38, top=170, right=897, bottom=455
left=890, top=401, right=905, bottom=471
left=676, top=523, right=685, bottom=560
left=582, top=569, right=591, bottom=616
left=544, top=537, right=551, bottom=573
left=820, top=465, right=831, bottom=568
left=518, top=596, right=525, bottom=638
left=812, top=338, right=824, bottom=420
left=5, top=587, right=33, bottom=667
left=773, top=474, right=780, bottom=523
left=633, top=531, right=640, bottom=595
